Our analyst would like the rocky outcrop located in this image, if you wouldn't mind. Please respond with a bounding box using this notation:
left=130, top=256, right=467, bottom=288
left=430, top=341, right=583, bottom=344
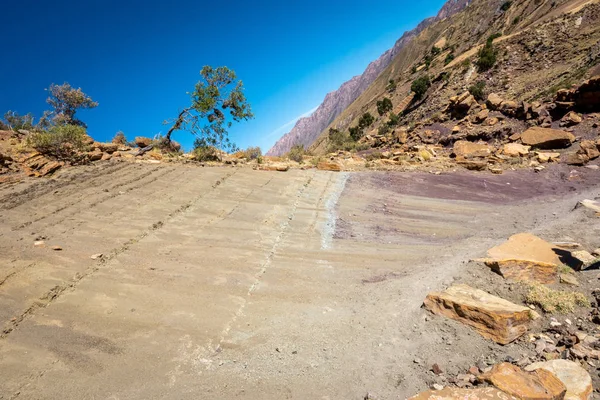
left=409, top=387, right=518, bottom=400
left=555, top=75, right=600, bottom=112
left=479, top=363, right=566, bottom=400
left=423, top=284, right=535, bottom=344
left=266, top=0, right=471, bottom=156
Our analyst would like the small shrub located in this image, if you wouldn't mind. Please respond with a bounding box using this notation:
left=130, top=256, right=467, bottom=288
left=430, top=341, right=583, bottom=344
left=386, top=79, right=397, bottom=92
left=476, top=39, right=497, bottom=72
left=461, top=58, right=472, bottom=71
left=287, top=144, right=306, bottom=163
left=28, top=124, right=86, bottom=159
left=328, top=128, right=356, bottom=152
left=411, top=76, right=431, bottom=100
left=468, top=81, right=487, bottom=101
left=526, top=284, right=589, bottom=313
left=112, top=131, right=127, bottom=145
left=411, top=65, right=418, bottom=74
left=444, top=53, right=455, bottom=65
left=241, top=146, right=262, bottom=160
left=431, top=46, right=441, bottom=56
left=513, top=16, right=520, bottom=25
left=376, top=97, right=393, bottom=116
left=387, top=112, right=400, bottom=127
left=358, top=112, right=375, bottom=129
left=378, top=124, right=390, bottom=135
left=192, top=146, right=219, bottom=161
left=365, top=151, right=383, bottom=161
left=155, top=135, right=182, bottom=153
left=501, top=1, right=512, bottom=11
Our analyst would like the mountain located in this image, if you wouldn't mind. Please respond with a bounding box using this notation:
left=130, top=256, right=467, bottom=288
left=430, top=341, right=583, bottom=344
left=266, top=0, right=471, bottom=156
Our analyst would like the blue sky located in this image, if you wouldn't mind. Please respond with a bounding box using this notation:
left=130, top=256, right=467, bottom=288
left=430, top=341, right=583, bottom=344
left=0, top=0, right=446, bottom=152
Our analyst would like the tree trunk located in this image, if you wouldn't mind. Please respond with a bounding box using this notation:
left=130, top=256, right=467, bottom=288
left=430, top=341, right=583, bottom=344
left=165, top=107, right=191, bottom=143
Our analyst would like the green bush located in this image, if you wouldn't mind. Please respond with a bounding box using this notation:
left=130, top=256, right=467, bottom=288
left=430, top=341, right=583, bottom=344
left=28, top=124, right=86, bottom=159
left=468, top=81, right=487, bottom=101
left=476, top=38, right=497, bottom=72
left=386, top=79, right=397, bottom=92
left=501, top=1, right=512, bottom=11
left=376, top=97, right=393, bottom=116
left=349, top=126, right=362, bottom=141
left=431, top=46, right=441, bottom=56
left=192, top=146, right=219, bottom=161
left=241, top=146, right=262, bottom=160
left=411, top=76, right=431, bottom=100
left=444, top=53, right=455, bottom=65
left=287, top=144, right=307, bottom=163
left=387, top=112, right=400, bottom=126
left=378, top=124, right=390, bottom=135
left=513, top=16, right=520, bottom=25
left=358, top=112, right=375, bottom=129
left=327, top=128, right=358, bottom=153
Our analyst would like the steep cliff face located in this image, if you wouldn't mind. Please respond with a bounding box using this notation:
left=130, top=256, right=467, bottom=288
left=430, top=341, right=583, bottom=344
left=266, top=0, right=471, bottom=156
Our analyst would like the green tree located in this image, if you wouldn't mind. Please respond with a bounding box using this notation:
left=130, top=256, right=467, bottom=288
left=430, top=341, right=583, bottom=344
left=411, top=76, right=431, bottom=100
left=431, top=46, right=441, bottom=56
left=387, top=112, right=400, bottom=126
left=376, top=97, right=393, bottom=116
left=46, top=83, right=98, bottom=127
left=349, top=126, right=362, bottom=141
left=164, top=66, right=253, bottom=153
left=358, top=112, right=374, bottom=129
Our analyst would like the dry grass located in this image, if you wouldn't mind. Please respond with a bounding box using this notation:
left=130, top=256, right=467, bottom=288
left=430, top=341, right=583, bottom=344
left=526, top=284, right=589, bottom=314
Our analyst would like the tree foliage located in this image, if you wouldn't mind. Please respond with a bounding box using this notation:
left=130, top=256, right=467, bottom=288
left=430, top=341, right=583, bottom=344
left=476, top=36, right=498, bottom=72
left=469, top=81, right=487, bottom=101
left=358, top=112, right=374, bottom=129
left=376, top=97, right=393, bottom=116
left=165, top=66, right=253, bottom=153
left=411, top=76, right=431, bottom=100
left=3, top=111, right=35, bottom=131
left=46, top=83, right=98, bottom=127
left=27, top=124, right=87, bottom=159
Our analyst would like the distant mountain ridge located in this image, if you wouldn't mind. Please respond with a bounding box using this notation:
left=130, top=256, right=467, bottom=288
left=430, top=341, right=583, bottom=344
left=266, top=0, right=471, bottom=156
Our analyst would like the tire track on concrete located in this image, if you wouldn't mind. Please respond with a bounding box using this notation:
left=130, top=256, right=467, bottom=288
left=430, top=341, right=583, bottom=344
left=0, top=169, right=237, bottom=339
left=214, top=172, right=315, bottom=355
left=11, top=165, right=173, bottom=230
left=0, top=162, right=132, bottom=211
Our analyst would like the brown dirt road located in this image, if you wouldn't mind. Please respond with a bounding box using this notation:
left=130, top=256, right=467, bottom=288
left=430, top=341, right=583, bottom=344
left=0, top=162, right=599, bottom=399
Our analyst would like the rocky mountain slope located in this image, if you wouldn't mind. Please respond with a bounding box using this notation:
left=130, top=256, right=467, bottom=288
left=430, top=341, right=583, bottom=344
left=266, top=0, right=471, bottom=156
left=308, top=0, right=600, bottom=155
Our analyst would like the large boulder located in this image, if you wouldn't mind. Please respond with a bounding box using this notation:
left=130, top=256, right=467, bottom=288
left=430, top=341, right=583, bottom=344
left=480, top=363, right=566, bottom=400
left=521, top=127, right=575, bottom=149
left=487, top=93, right=504, bottom=110
left=525, top=360, right=593, bottom=400
left=482, top=233, right=560, bottom=284
left=135, top=136, right=152, bottom=148
left=409, top=387, right=518, bottom=400
left=452, top=141, right=492, bottom=158
left=579, top=140, right=599, bottom=160
left=560, top=111, right=583, bottom=127
left=423, top=284, right=535, bottom=344
left=317, top=161, right=342, bottom=171
left=95, top=142, right=119, bottom=154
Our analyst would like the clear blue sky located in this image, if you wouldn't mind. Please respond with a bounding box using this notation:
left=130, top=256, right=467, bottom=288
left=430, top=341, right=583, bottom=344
left=0, top=0, right=446, bottom=152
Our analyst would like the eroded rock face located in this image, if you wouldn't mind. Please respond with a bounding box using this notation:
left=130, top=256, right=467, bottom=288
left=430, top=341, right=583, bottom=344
left=409, top=387, right=518, bottom=400
left=503, top=143, right=530, bottom=157
left=423, top=284, right=534, bottom=344
left=483, top=233, right=560, bottom=283
left=521, top=127, right=575, bottom=149
left=525, top=360, right=593, bottom=400
left=480, top=363, right=566, bottom=400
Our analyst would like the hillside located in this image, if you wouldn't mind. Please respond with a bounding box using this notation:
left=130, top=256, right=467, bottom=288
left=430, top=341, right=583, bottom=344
left=266, top=0, right=471, bottom=156
left=309, top=0, right=600, bottom=155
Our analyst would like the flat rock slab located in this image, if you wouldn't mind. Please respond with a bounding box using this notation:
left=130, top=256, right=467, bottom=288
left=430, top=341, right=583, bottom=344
left=480, top=362, right=566, bottom=400
left=423, top=284, right=534, bottom=344
left=525, top=360, right=593, bottom=400
left=521, top=127, right=575, bottom=149
left=317, top=161, right=342, bottom=171
left=409, top=387, right=518, bottom=400
left=484, top=233, right=560, bottom=283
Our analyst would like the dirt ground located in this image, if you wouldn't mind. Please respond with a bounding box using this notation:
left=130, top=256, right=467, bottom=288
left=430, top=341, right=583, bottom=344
left=0, top=161, right=599, bottom=399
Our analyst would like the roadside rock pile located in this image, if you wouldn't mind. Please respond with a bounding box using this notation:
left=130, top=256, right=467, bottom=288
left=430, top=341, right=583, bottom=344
left=417, top=221, right=600, bottom=399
